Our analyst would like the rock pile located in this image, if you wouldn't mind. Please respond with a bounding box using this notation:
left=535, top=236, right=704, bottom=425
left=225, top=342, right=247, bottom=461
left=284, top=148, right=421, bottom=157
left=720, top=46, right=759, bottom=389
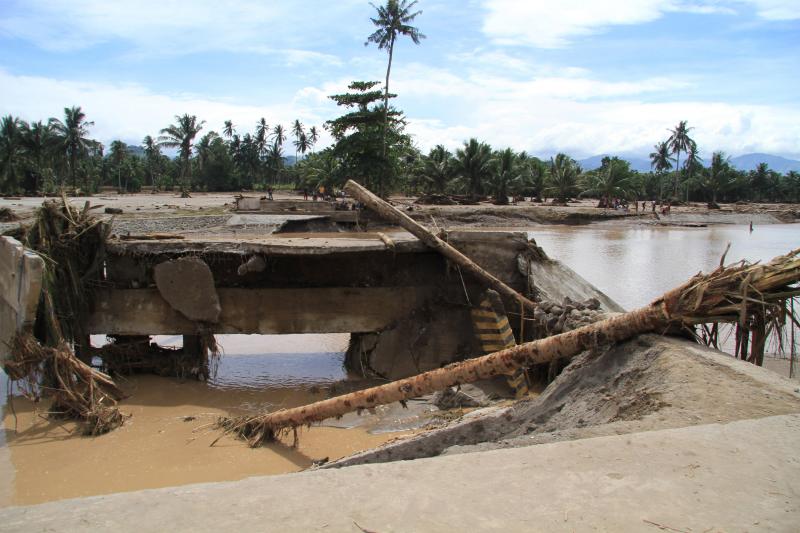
left=533, top=296, right=606, bottom=334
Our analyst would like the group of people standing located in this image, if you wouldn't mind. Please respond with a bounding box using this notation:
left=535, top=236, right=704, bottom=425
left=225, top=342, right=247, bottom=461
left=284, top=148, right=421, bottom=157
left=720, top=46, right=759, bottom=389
left=611, top=198, right=672, bottom=215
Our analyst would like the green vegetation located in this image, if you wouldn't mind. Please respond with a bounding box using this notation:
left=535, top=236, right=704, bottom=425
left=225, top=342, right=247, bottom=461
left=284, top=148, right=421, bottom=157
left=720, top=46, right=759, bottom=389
left=2, top=104, right=799, bottom=205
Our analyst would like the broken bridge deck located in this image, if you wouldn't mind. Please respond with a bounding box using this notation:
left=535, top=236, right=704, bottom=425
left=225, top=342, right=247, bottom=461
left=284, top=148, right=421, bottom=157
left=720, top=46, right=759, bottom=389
left=89, top=229, right=538, bottom=336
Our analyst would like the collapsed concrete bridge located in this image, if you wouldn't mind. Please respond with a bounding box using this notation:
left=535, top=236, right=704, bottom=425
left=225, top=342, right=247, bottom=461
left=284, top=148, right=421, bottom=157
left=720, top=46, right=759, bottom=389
left=81, top=222, right=620, bottom=380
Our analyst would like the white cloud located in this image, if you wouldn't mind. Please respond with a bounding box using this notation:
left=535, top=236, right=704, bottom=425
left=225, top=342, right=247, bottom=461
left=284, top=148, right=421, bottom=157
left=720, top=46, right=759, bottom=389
left=394, top=63, right=689, bottom=101
left=1, top=66, right=797, bottom=161
left=0, top=69, right=337, bottom=148
left=482, top=0, right=799, bottom=48
left=482, top=0, right=668, bottom=48
left=0, top=0, right=357, bottom=64
left=744, top=0, right=800, bottom=20
left=395, top=65, right=800, bottom=158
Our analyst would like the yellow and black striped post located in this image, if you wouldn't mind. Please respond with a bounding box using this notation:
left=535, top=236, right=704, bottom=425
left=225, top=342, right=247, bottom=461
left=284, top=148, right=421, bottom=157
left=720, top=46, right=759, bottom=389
left=470, top=290, right=529, bottom=397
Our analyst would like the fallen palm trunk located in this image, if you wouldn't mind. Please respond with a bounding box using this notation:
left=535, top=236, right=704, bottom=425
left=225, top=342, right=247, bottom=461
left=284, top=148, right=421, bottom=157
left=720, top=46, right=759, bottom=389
left=344, top=179, right=539, bottom=315
left=218, top=248, right=799, bottom=446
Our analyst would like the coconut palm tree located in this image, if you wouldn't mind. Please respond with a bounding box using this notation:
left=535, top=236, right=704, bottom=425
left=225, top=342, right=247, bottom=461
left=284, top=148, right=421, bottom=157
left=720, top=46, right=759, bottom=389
left=109, top=140, right=128, bottom=191
left=421, top=144, right=453, bottom=194
left=195, top=132, right=219, bottom=173
left=683, top=141, right=702, bottom=201
left=292, top=120, right=305, bottom=164
left=50, top=106, right=96, bottom=190
left=582, top=158, right=631, bottom=208
left=255, top=118, right=269, bottom=153
left=142, top=135, right=162, bottom=188
left=649, top=141, right=674, bottom=200
left=271, top=124, right=285, bottom=148
left=785, top=170, right=800, bottom=202
left=488, top=148, right=517, bottom=205
left=0, top=115, right=25, bottom=193
left=667, top=120, right=694, bottom=199
left=750, top=162, right=770, bottom=201
left=266, top=141, right=285, bottom=185
left=223, top=120, right=236, bottom=139
left=454, top=138, right=492, bottom=197
left=294, top=132, right=310, bottom=165
left=20, top=120, right=57, bottom=193
left=698, top=151, right=733, bottom=208
left=366, top=0, right=425, bottom=155
left=300, top=148, right=341, bottom=192
left=519, top=156, right=547, bottom=202
left=308, top=126, right=319, bottom=154
left=545, top=153, right=580, bottom=204
left=158, top=114, right=205, bottom=192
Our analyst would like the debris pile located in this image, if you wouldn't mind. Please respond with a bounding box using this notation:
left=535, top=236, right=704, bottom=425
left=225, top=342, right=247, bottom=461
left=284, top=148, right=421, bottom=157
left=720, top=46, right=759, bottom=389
left=3, top=197, right=127, bottom=435
left=532, top=296, right=605, bottom=334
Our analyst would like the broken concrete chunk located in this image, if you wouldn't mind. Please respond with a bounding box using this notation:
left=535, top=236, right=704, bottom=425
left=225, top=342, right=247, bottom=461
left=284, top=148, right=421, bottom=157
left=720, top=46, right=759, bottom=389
left=237, top=255, right=267, bottom=276
left=0, top=237, right=44, bottom=362
left=154, top=256, right=221, bottom=323
left=432, top=387, right=487, bottom=409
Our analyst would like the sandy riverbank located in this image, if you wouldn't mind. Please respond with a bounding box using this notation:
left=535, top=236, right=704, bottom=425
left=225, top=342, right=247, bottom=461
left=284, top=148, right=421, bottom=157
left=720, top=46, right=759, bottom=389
left=2, top=193, right=798, bottom=235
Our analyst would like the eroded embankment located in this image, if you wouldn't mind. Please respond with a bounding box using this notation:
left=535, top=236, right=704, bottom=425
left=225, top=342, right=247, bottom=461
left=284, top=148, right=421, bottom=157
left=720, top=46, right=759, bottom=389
left=325, top=334, right=800, bottom=468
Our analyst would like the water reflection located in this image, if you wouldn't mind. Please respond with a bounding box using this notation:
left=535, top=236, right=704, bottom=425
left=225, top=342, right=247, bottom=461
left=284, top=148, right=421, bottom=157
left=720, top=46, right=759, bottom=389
left=530, top=223, right=800, bottom=311
left=151, top=334, right=350, bottom=390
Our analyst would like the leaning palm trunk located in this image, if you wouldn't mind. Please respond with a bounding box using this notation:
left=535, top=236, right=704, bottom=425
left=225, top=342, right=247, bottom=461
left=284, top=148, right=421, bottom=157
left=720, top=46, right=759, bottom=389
left=344, top=179, right=539, bottom=315
left=219, top=248, right=800, bottom=446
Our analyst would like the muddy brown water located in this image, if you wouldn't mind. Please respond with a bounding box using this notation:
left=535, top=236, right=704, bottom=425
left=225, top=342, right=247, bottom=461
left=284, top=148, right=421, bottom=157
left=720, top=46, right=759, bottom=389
left=0, top=334, right=409, bottom=507
left=2, top=222, right=798, bottom=506
left=530, top=223, right=800, bottom=358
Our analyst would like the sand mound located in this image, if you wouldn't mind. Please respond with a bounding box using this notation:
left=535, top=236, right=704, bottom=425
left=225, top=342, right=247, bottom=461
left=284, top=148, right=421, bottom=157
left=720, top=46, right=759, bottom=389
left=326, top=334, right=800, bottom=468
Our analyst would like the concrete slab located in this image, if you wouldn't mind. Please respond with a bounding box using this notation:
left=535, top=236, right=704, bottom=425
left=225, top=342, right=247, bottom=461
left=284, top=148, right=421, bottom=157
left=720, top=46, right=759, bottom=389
left=153, top=256, right=221, bottom=323
left=1, top=414, right=798, bottom=532
left=226, top=214, right=328, bottom=227
left=0, top=237, right=43, bottom=361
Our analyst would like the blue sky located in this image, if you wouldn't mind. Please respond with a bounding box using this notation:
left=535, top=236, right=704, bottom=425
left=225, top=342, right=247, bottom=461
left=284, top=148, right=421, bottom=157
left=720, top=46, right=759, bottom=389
left=0, top=0, right=798, bottom=159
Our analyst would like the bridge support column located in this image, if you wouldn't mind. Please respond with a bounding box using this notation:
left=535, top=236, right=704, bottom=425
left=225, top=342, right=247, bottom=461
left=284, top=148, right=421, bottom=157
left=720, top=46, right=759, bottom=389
left=345, top=302, right=480, bottom=381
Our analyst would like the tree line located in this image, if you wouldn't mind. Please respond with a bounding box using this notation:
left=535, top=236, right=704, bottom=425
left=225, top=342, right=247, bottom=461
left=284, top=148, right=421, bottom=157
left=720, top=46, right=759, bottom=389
left=1, top=106, right=799, bottom=204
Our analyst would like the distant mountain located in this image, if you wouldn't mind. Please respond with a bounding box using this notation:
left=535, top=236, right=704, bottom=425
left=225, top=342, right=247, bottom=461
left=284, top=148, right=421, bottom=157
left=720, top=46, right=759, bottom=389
left=577, top=154, right=652, bottom=173
left=575, top=152, right=800, bottom=174
left=126, top=144, right=145, bottom=158
left=729, top=153, right=800, bottom=173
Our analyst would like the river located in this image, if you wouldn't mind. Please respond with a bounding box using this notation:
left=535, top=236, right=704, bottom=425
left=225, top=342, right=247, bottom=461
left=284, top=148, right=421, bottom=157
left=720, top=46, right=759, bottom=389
left=529, top=223, right=800, bottom=310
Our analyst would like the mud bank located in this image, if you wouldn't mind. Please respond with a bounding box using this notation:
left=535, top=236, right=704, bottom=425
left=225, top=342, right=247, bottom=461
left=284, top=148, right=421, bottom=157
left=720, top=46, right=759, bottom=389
left=407, top=202, right=796, bottom=228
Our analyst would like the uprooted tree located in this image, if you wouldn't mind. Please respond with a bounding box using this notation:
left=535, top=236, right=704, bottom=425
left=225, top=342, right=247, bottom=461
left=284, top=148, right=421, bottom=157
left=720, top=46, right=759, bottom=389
left=3, top=197, right=126, bottom=435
